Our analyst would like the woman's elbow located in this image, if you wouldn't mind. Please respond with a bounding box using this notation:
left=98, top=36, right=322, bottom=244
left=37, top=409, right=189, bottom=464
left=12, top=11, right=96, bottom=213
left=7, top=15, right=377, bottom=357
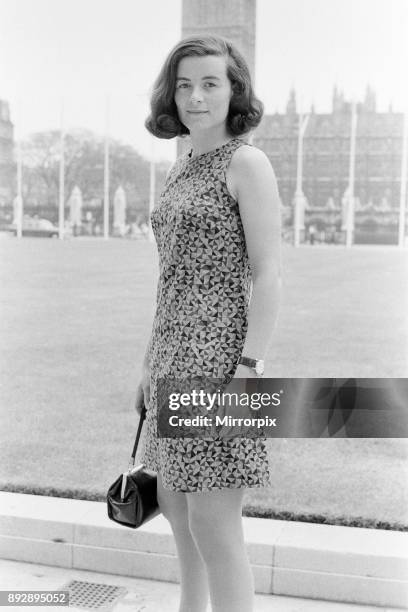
left=251, top=262, right=281, bottom=285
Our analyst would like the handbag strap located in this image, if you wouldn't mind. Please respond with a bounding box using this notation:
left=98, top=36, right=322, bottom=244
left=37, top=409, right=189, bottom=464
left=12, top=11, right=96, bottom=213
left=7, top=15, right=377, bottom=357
left=128, top=399, right=147, bottom=469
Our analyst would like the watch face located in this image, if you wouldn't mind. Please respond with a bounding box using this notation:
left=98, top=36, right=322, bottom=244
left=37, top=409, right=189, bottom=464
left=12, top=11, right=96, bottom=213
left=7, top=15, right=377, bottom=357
left=255, top=361, right=264, bottom=376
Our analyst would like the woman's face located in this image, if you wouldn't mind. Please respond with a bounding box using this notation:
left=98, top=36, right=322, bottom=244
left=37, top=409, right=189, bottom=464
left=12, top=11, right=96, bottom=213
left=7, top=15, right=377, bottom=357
left=174, top=54, right=233, bottom=134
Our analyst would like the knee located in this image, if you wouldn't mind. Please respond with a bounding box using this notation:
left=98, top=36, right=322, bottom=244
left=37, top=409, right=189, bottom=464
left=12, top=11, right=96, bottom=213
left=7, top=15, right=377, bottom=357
left=188, top=509, right=231, bottom=559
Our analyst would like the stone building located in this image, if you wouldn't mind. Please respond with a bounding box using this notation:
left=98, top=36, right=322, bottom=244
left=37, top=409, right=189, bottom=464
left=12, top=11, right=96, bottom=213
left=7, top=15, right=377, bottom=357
left=253, top=86, right=405, bottom=243
left=0, top=99, right=14, bottom=207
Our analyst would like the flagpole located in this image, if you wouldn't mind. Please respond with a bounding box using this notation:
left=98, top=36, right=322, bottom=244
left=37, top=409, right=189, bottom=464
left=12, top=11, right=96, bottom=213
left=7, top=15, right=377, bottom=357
left=148, top=135, right=156, bottom=242
left=346, top=99, right=357, bottom=248
left=398, top=110, right=407, bottom=247
left=294, top=95, right=309, bottom=247
left=15, top=110, right=23, bottom=238
left=103, top=94, right=110, bottom=240
left=58, top=99, right=65, bottom=240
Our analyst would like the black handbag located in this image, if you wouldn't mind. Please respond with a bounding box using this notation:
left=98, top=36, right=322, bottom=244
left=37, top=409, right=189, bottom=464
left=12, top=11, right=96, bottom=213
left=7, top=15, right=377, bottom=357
left=107, top=399, right=160, bottom=528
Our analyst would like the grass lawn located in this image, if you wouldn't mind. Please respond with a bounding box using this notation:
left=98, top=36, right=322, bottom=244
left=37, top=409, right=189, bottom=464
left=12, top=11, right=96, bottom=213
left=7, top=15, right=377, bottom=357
left=0, top=236, right=407, bottom=530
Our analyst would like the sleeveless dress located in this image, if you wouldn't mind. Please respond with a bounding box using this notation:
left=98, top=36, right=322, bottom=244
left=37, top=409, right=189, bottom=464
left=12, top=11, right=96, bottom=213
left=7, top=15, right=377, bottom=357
left=137, top=137, right=272, bottom=492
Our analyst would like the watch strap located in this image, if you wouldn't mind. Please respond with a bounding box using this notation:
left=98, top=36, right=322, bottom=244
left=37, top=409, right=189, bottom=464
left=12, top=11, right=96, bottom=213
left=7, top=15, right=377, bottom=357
left=239, top=356, right=257, bottom=369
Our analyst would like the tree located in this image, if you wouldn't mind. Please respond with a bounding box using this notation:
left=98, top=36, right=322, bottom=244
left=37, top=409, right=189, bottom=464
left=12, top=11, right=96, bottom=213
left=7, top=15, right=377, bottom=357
left=19, top=129, right=168, bottom=220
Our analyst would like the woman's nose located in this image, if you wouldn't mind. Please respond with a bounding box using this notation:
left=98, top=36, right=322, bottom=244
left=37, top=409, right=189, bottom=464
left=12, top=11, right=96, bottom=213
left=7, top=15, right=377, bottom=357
left=190, top=87, right=204, bottom=103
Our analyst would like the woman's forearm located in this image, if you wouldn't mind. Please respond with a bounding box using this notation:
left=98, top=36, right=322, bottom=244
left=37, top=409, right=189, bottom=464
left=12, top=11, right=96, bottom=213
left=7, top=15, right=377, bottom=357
left=142, top=298, right=158, bottom=370
left=142, top=335, right=152, bottom=369
left=240, top=271, right=281, bottom=361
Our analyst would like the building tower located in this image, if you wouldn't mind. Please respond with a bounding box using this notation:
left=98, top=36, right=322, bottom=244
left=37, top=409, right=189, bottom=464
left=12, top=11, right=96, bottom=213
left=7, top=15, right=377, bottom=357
left=0, top=99, right=14, bottom=207
left=178, top=0, right=257, bottom=155
left=286, top=88, right=297, bottom=115
left=363, top=84, right=376, bottom=113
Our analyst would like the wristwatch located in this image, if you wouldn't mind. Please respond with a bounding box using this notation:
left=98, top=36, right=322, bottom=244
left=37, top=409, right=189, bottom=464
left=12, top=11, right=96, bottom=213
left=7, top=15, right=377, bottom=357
left=239, top=356, right=265, bottom=377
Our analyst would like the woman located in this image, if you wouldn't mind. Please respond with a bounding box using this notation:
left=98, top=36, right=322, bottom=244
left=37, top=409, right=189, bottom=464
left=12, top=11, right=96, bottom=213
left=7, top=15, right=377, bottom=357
left=135, top=35, right=281, bottom=612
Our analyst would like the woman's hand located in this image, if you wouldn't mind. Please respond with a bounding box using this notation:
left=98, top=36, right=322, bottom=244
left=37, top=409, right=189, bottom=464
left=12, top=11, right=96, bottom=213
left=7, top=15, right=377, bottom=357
left=212, top=363, right=261, bottom=438
left=233, top=363, right=259, bottom=379
left=135, top=365, right=151, bottom=416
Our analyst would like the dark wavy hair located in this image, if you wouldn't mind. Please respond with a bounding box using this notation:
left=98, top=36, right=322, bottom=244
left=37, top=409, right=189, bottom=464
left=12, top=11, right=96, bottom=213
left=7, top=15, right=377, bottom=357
left=145, top=35, right=264, bottom=139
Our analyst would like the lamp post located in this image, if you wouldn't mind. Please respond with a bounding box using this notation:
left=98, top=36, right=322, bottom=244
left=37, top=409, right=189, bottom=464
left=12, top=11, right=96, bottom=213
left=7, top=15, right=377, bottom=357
left=346, top=99, right=357, bottom=248
left=148, top=135, right=156, bottom=243
left=58, top=100, right=65, bottom=240
left=398, top=110, right=407, bottom=248
left=15, top=139, right=23, bottom=239
left=103, top=94, right=110, bottom=240
left=294, top=109, right=309, bottom=247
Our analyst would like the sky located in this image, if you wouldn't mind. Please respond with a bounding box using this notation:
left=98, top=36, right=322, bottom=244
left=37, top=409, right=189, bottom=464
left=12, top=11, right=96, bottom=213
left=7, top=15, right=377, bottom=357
left=1, top=0, right=408, bottom=162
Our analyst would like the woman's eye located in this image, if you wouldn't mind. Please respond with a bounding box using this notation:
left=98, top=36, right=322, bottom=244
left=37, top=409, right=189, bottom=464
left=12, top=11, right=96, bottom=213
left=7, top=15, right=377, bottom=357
left=176, top=82, right=216, bottom=90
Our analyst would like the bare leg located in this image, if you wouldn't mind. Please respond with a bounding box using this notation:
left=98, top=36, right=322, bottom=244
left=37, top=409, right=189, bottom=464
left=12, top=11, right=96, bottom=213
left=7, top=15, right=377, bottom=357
left=186, top=487, right=254, bottom=612
left=157, top=472, right=210, bottom=612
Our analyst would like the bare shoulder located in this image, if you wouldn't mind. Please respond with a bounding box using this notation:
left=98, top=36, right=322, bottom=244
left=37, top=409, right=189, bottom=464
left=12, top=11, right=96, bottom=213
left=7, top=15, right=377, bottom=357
left=227, top=143, right=276, bottom=199
left=231, top=144, right=272, bottom=171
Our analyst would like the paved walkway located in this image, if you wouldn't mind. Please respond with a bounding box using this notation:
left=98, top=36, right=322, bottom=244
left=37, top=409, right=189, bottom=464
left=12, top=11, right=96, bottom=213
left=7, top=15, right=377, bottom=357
left=0, top=559, right=398, bottom=612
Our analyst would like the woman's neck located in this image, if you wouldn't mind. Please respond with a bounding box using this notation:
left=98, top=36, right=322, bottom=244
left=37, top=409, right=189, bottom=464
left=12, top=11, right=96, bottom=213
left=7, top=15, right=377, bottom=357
left=188, top=128, right=233, bottom=157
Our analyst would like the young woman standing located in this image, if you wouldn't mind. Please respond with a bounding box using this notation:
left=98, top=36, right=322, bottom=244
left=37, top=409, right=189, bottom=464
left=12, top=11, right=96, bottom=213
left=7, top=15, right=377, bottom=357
left=135, top=35, right=281, bottom=612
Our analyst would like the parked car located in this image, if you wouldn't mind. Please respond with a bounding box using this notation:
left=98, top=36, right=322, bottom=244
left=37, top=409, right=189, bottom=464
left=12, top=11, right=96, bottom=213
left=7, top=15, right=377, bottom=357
left=10, top=217, right=59, bottom=238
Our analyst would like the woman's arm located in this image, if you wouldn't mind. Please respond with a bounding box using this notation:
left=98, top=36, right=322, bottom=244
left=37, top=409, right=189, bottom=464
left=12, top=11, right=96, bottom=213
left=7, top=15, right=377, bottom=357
left=228, top=145, right=282, bottom=372
left=142, top=335, right=152, bottom=369
left=141, top=158, right=177, bottom=371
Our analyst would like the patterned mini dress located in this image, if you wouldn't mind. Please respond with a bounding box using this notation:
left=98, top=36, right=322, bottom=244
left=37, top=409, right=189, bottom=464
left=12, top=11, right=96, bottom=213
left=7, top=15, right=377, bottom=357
left=137, top=136, right=272, bottom=492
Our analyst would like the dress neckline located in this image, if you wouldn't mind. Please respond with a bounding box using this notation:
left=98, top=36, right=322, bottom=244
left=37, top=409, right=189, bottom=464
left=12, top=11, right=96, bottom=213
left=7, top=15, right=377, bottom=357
left=186, top=138, right=241, bottom=161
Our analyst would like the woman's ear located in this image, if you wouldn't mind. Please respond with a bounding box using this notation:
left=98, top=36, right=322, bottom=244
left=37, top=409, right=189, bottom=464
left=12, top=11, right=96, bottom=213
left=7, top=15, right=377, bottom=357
left=232, top=80, right=243, bottom=94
